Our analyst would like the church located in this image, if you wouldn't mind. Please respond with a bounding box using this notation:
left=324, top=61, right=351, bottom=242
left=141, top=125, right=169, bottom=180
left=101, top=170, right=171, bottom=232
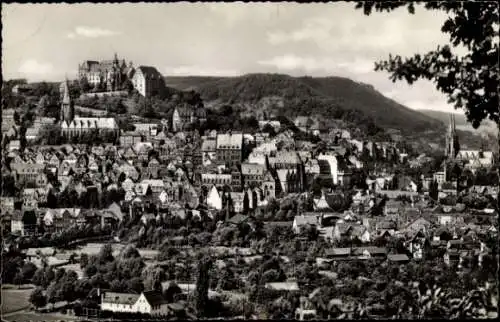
left=59, top=80, right=119, bottom=139
left=445, top=114, right=495, bottom=172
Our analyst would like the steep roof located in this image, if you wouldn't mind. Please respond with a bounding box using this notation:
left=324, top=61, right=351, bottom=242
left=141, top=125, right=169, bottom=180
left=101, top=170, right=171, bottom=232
left=136, top=66, right=163, bottom=79
left=142, top=290, right=167, bottom=306
left=61, top=80, right=71, bottom=104
left=265, top=281, right=300, bottom=291
left=228, top=214, right=249, bottom=225
left=325, top=248, right=351, bottom=257
left=216, top=133, right=243, bottom=149
left=294, top=215, right=318, bottom=227
left=102, top=292, right=140, bottom=305
left=241, top=163, right=266, bottom=176
left=387, top=254, right=409, bottom=262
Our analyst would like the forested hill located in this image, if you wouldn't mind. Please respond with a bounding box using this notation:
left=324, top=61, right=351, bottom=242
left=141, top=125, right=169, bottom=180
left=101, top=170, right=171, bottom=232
left=164, top=73, right=444, bottom=136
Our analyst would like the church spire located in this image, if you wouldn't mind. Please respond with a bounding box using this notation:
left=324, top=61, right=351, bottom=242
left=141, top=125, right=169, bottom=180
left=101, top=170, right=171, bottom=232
left=62, top=79, right=70, bottom=105
left=60, top=77, right=74, bottom=123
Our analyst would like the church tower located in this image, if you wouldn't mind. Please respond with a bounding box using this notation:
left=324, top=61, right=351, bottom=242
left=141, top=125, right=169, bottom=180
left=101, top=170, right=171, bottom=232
left=60, top=79, right=74, bottom=124
left=445, top=114, right=459, bottom=159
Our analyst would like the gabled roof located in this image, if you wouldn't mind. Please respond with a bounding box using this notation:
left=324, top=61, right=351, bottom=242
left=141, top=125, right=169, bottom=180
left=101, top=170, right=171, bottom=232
left=353, top=247, right=387, bottom=256
left=387, top=254, right=409, bottom=262
left=294, top=215, right=318, bottom=227
left=265, top=281, right=300, bottom=291
left=325, top=248, right=351, bottom=257
left=227, top=214, right=249, bottom=225
left=142, top=290, right=167, bottom=306
left=102, top=292, right=140, bottom=305
left=135, top=66, right=163, bottom=79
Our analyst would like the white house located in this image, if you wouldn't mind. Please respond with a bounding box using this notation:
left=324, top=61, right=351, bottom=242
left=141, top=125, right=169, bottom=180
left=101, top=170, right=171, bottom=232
left=293, top=215, right=320, bottom=234
left=101, top=292, right=139, bottom=313
left=101, top=291, right=168, bottom=316
left=132, top=291, right=169, bottom=315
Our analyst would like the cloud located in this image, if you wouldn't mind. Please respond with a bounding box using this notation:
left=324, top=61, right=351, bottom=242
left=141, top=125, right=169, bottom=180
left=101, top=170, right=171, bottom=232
left=258, top=54, right=375, bottom=75
left=165, top=65, right=241, bottom=77
left=265, top=9, right=449, bottom=56
left=18, top=59, right=54, bottom=75
left=267, top=17, right=333, bottom=45
left=67, top=26, right=120, bottom=39
left=207, top=3, right=275, bottom=26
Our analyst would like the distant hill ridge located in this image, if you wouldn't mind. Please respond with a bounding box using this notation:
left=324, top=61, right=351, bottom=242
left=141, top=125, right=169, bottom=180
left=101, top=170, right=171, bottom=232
left=418, top=109, right=497, bottom=135
left=165, top=73, right=444, bottom=136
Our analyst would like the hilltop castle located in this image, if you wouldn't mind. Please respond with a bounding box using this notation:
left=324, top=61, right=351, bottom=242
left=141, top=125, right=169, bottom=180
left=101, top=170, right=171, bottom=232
left=78, top=53, right=165, bottom=97
left=78, top=53, right=132, bottom=92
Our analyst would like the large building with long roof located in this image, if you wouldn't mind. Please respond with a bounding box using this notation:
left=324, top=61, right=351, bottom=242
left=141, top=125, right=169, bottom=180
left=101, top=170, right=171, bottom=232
left=59, top=79, right=119, bottom=139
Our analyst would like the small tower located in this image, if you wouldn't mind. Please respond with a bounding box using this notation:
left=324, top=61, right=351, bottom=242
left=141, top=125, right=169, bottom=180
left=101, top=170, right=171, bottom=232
left=60, top=79, right=74, bottom=124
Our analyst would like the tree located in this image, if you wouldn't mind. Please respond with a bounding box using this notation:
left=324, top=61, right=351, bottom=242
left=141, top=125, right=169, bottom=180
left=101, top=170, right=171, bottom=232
left=163, top=282, right=182, bottom=303
left=21, top=262, right=37, bottom=281
left=120, top=245, right=140, bottom=259
left=29, top=287, right=47, bottom=309
left=98, top=244, right=114, bottom=263
left=243, top=191, right=250, bottom=214
left=262, top=123, right=276, bottom=136
left=142, top=266, right=165, bottom=292
left=355, top=1, right=499, bottom=129
left=194, top=257, right=213, bottom=317
left=429, top=180, right=439, bottom=201
left=127, top=277, right=144, bottom=294
left=13, top=271, right=24, bottom=288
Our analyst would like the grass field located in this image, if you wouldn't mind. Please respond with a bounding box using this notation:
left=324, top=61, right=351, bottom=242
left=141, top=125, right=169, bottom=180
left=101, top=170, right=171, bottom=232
left=1, top=288, right=32, bottom=314
left=5, top=312, right=78, bottom=322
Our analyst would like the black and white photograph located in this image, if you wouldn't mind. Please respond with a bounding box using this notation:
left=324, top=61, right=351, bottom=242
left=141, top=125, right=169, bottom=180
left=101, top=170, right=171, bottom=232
left=1, top=1, right=498, bottom=321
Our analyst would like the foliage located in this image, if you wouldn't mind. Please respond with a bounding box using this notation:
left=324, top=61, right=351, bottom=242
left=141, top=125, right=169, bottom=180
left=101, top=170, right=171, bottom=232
left=36, top=124, right=62, bottom=145
left=429, top=180, right=439, bottom=201
left=165, top=74, right=443, bottom=136
left=1, top=249, right=25, bottom=284
left=29, top=287, right=47, bottom=308
left=355, top=1, right=499, bottom=128
left=194, top=257, right=213, bottom=317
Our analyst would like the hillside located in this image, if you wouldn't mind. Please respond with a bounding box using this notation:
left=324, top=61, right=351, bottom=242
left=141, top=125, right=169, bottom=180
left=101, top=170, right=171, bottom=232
left=164, top=74, right=444, bottom=137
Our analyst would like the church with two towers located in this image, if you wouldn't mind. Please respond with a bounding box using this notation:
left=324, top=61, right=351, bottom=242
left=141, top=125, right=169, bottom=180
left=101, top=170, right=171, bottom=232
left=444, top=114, right=495, bottom=172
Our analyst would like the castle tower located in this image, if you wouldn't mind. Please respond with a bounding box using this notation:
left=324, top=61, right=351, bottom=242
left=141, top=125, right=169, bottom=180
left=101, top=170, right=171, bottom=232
left=60, top=79, right=74, bottom=124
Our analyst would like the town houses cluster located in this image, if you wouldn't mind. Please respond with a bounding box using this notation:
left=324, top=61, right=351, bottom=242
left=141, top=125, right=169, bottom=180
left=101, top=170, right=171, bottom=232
left=1, top=56, right=498, bottom=320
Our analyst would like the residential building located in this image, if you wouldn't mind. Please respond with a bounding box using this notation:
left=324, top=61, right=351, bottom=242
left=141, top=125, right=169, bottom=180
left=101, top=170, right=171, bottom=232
left=216, top=133, right=243, bottom=165
left=230, top=192, right=245, bottom=213
left=201, top=138, right=217, bottom=165
left=201, top=173, right=232, bottom=189
left=11, top=163, right=45, bottom=185
left=120, top=131, right=143, bottom=146
left=241, top=163, right=266, bottom=188
left=172, top=104, right=207, bottom=132
left=268, top=151, right=301, bottom=169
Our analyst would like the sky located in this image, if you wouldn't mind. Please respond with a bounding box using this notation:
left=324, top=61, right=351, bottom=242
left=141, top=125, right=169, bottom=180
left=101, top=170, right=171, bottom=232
left=2, top=2, right=464, bottom=113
